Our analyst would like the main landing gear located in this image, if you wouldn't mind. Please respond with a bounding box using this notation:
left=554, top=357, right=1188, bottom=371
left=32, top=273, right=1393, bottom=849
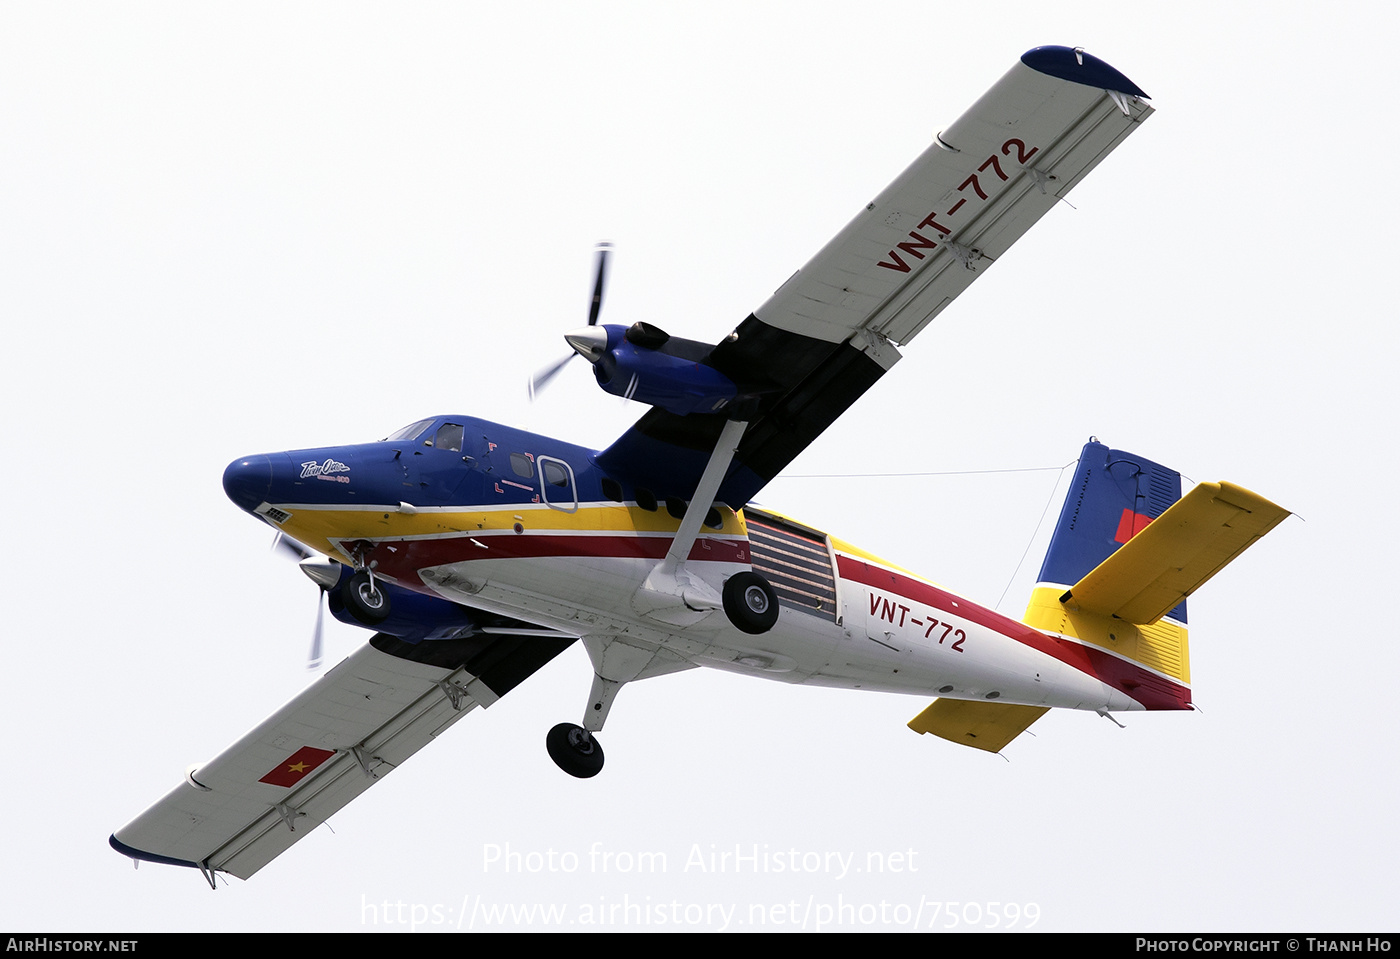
left=722, top=571, right=778, bottom=635
left=340, top=569, right=391, bottom=626
left=544, top=416, right=777, bottom=779
left=545, top=723, right=605, bottom=778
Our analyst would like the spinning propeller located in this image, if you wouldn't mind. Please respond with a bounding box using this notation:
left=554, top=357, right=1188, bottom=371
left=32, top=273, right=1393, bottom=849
left=526, top=243, right=733, bottom=415
left=272, top=533, right=341, bottom=671
left=528, top=241, right=612, bottom=400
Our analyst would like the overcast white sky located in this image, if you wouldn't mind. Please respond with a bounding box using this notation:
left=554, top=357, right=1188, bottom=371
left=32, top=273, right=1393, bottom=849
left=2, top=1, right=1395, bottom=933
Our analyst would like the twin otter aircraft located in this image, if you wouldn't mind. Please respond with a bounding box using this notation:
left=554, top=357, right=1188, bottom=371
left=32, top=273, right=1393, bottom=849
left=112, top=46, right=1287, bottom=886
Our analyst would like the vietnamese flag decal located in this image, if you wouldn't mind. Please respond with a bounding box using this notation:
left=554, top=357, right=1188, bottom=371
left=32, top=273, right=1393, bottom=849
left=259, top=746, right=336, bottom=787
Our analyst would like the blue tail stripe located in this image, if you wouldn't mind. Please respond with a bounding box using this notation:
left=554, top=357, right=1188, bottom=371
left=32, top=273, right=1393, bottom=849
left=1038, top=440, right=1187, bottom=623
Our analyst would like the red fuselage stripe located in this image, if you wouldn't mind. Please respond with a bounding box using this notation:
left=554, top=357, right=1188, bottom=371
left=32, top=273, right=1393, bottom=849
left=835, top=554, right=1190, bottom=710
left=371, top=531, right=750, bottom=577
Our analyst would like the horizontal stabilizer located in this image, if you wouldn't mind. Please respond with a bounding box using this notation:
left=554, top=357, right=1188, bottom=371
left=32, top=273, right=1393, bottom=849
left=908, top=698, right=1049, bottom=753
left=1062, top=482, right=1289, bottom=625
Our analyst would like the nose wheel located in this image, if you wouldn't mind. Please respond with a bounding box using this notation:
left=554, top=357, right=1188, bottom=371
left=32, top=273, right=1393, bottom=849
left=546, top=723, right=605, bottom=778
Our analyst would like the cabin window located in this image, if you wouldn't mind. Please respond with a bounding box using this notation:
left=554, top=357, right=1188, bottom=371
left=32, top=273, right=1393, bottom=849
left=542, top=460, right=570, bottom=487
left=537, top=456, right=577, bottom=513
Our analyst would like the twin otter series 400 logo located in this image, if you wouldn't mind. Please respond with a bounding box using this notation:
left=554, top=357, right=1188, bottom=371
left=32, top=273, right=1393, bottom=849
left=300, top=458, right=351, bottom=483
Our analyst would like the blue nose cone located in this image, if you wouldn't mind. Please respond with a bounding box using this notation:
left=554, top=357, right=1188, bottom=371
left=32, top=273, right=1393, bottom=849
left=223, top=454, right=274, bottom=513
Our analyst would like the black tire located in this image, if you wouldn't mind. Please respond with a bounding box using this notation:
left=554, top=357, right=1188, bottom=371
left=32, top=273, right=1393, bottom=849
left=723, top=571, right=779, bottom=634
left=340, top=570, right=391, bottom=626
left=545, top=723, right=605, bottom=778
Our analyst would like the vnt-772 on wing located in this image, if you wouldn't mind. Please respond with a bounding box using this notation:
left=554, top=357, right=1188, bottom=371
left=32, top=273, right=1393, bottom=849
left=111, top=46, right=1288, bottom=887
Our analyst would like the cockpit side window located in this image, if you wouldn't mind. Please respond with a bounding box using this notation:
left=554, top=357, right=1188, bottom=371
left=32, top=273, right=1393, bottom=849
left=434, top=422, right=464, bottom=452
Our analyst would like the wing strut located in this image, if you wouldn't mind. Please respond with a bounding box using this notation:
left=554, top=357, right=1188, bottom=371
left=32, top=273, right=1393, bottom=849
left=631, top=418, right=748, bottom=624
left=664, top=417, right=748, bottom=570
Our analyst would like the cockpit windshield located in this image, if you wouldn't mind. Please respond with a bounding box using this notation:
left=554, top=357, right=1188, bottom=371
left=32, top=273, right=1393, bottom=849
left=382, top=418, right=434, bottom=442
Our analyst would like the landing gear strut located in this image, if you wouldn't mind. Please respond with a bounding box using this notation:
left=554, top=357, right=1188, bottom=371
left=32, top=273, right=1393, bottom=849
left=546, top=723, right=605, bottom=778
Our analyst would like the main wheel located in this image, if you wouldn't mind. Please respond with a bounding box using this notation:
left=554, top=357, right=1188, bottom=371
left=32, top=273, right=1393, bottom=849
left=722, top=571, right=779, bottom=634
left=545, top=723, right=605, bottom=778
left=340, top=570, right=391, bottom=626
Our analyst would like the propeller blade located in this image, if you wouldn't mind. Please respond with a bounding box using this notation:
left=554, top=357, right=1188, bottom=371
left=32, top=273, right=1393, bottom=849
left=271, top=532, right=312, bottom=562
left=271, top=534, right=333, bottom=672
left=528, top=353, right=576, bottom=400
left=307, top=594, right=325, bottom=671
left=531, top=242, right=614, bottom=401
left=587, top=242, right=611, bottom=326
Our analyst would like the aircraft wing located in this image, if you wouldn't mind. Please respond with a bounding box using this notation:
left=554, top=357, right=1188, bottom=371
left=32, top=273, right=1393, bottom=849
left=597, top=46, right=1152, bottom=507
left=111, top=632, right=573, bottom=884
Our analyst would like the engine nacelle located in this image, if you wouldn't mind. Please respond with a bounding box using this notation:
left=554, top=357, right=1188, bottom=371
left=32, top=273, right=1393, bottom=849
left=587, top=324, right=737, bottom=416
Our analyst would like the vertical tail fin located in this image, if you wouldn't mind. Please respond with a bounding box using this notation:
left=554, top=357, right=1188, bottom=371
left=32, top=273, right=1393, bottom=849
left=1036, top=439, right=1187, bottom=621
left=1023, top=440, right=1287, bottom=710
left=909, top=439, right=1286, bottom=747
left=1024, top=440, right=1194, bottom=708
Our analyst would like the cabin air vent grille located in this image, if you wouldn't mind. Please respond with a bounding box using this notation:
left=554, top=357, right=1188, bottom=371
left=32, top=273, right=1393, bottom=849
left=258, top=505, right=292, bottom=525
left=743, top=510, right=838, bottom=622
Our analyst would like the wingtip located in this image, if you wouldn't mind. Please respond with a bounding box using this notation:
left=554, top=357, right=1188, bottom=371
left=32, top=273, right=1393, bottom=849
left=109, top=832, right=202, bottom=869
left=1021, top=45, right=1150, bottom=99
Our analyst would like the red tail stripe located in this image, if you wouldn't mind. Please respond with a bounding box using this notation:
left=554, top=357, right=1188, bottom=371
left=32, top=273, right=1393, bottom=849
left=1114, top=508, right=1154, bottom=544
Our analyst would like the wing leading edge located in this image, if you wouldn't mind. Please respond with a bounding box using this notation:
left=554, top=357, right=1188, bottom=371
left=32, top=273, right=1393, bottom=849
left=111, top=633, right=573, bottom=883
left=597, top=46, right=1152, bottom=508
